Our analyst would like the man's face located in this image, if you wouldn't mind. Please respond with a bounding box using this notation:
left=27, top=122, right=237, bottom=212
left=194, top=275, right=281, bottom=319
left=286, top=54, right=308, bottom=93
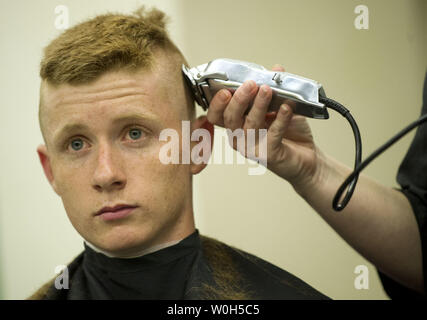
left=37, top=55, right=197, bottom=256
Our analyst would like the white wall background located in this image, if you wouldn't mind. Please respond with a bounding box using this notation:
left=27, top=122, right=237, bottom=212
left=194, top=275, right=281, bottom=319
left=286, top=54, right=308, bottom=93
left=0, top=0, right=426, bottom=299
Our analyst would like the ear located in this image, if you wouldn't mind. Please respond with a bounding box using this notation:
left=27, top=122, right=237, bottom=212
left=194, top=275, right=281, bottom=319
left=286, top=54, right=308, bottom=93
left=190, top=115, right=214, bottom=175
left=37, top=144, right=60, bottom=195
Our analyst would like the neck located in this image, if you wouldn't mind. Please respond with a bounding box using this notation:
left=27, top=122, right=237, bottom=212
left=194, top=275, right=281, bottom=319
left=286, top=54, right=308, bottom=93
left=85, top=238, right=184, bottom=259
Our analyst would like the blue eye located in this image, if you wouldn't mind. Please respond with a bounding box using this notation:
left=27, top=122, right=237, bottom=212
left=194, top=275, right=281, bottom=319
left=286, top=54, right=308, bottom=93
left=70, top=138, right=84, bottom=151
left=129, top=128, right=142, bottom=140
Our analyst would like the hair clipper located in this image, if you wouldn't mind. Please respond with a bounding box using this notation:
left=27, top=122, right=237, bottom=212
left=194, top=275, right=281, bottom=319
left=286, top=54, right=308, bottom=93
left=182, top=58, right=329, bottom=119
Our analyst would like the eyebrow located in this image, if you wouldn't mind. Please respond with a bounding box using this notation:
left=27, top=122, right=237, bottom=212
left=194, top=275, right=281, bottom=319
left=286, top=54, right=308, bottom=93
left=52, top=113, right=160, bottom=145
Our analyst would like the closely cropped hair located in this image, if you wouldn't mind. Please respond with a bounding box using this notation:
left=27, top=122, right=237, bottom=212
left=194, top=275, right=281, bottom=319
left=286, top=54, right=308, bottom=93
left=40, top=6, right=183, bottom=84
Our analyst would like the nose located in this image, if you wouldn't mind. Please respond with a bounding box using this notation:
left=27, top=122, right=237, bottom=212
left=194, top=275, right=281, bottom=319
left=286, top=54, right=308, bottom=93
left=92, top=142, right=126, bottom=192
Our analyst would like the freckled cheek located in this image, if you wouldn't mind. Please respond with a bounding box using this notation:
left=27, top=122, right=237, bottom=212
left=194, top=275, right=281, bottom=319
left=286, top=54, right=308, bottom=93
left=53, top=165, right=95, bottom=216
left=142, top=165, right=189, bottom=218
left=53, top=158, right=92, bottom=188
left=126, top=147, right=190, bottom=204
left=128, top=146, right=188, bottom=184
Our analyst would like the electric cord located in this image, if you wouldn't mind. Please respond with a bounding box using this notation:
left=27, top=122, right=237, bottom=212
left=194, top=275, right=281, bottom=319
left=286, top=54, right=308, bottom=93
left=320, top=95, right=427, bottom=211
left=332, top=111, right=427, bottom=211
left=319, top=96, right=362, bottom=211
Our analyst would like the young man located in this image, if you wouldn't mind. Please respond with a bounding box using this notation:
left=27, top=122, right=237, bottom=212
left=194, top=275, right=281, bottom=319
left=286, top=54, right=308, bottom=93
left=30, top=7, right=327, bottom=300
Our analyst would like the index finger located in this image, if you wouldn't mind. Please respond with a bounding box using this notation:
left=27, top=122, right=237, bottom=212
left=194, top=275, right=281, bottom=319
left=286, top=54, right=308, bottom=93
left=206, top=89, right=232, bottom=127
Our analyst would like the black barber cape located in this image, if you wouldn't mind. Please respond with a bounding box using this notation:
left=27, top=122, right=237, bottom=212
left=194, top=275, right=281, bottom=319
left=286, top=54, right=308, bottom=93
left=82, top=231, right=200, bottom=299
left=30, top=229, right=329, bottom=300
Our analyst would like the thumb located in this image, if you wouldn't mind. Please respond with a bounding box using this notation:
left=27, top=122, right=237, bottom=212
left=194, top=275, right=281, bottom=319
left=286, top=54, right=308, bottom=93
left=272, top=64, right=285, bottom=72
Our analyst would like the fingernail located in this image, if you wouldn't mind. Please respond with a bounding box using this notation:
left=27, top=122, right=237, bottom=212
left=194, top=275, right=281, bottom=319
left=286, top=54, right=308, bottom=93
left=220, top=90, right=230, bottom=102
left=281, top=104, right=289, bottom=114
left=260, top=85, right=269, bottom=98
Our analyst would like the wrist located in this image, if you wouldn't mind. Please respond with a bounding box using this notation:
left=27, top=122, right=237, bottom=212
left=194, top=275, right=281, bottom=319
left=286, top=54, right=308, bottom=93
left=291, top=148, right=338, bottom=201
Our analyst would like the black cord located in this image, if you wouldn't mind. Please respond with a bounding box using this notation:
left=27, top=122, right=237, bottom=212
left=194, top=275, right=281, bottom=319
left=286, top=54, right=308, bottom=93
left=332, top=112, right=427, bottom=211
left=319, top=96, right=362, bottom=211
left=320, top=95, right=427, bottom=211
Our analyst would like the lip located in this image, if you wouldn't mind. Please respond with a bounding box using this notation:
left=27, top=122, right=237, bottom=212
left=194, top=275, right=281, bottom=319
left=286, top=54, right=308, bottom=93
left=96, top=204, right=137, bottom=221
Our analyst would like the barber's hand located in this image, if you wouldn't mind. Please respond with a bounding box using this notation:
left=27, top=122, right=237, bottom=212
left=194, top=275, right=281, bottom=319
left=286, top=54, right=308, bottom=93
left=206, top=65, right=323, bottom=189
